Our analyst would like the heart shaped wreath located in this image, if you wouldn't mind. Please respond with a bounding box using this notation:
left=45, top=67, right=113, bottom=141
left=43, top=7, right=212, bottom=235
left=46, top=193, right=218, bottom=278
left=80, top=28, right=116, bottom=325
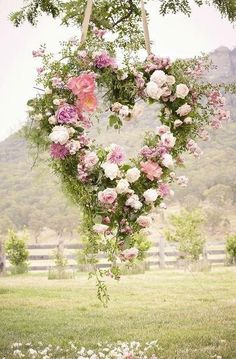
left=25, top=3, right=234, bottom=303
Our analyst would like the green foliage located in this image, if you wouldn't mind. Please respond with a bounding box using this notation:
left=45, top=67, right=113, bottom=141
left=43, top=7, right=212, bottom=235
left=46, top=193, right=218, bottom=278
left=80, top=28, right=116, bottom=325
left=53, top=247, right=68, bottom=268
left=159, top=0, right=236, bottom=22
left=226, top=234, right=236, bottom=263
left=10, top=0, right=236, bottom=41
left=165, top=209, right=205, bottom=261
left=5, top=229, right=29, bottom=273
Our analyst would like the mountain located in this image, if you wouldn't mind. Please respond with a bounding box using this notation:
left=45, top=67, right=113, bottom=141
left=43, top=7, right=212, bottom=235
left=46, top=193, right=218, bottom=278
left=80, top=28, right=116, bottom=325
left=0, top=47, right=236, bottom=242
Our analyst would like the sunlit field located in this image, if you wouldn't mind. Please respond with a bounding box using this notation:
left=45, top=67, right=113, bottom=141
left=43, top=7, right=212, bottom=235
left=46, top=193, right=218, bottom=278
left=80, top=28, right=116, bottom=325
left=1, top=268, right=236, bottom=359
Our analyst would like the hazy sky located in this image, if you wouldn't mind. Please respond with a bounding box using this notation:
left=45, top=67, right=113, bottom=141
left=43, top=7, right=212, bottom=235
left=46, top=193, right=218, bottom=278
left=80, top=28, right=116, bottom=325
left=0, top=0, right=236, bottom=141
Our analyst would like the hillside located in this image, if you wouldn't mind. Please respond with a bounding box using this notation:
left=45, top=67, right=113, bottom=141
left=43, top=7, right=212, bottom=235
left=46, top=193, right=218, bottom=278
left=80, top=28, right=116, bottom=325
left=0, top=47, right=236, bottom=242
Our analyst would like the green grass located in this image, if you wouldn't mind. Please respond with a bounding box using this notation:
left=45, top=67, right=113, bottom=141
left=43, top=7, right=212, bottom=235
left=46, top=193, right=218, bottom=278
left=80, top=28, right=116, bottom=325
left=0, top=268, right=236, bottom=358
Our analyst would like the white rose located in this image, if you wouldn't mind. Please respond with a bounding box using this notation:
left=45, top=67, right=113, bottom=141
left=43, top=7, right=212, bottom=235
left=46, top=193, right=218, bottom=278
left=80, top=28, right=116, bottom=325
left=174, top=119, right=183, bottom=128
left=116, top=179, right=130, bottom=194
left=49, top=125, right=70, bottom=145
left=150, top=70, right=167, bottom=87
left=162, top=153, right=174, bottom=168
left=161, top=133, right=176, bottom=148
left=119, top=105, right=130, bottom=117
left=167, top=75, right=176, bottom=85
left=45, top=87, right=52, bottom=94
left=156, top=125, right=170, bottom=136
left=34, top=114, right=43, bottom=121
left=53, top=99, right=61, bottom=105
left=101, top=162, right=119, bottom=180
left=126, top=167, right=140, bottom=183
left=176, top=84, right=189, bottom=99
left=184, top=117, right=192, bottom=124
left=143, top=189, right=158, bottom=203
left=146, top=81, right=163, bottom=100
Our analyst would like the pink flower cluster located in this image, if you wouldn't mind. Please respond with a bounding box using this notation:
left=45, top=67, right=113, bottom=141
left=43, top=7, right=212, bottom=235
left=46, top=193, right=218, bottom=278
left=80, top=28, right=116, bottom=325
left=145, top=54, right=171, bottom=72
left=186, top=139, right=203, bottom=157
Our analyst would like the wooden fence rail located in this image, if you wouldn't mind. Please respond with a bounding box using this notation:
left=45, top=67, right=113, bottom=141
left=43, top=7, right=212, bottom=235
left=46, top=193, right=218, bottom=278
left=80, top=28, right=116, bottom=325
left=2, top=239, right=228, bottom=272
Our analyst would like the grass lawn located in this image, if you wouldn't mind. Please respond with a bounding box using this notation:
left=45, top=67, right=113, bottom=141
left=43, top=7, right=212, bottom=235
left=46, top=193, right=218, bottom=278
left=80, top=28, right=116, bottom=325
left=0, top=268, right=236, bottom=358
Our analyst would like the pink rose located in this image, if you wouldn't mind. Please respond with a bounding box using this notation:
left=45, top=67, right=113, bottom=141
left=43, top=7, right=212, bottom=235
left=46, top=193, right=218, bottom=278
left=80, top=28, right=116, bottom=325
left=92, top=224, right=109, bottom=234
left=176, top=104, right=191, bottom=117
left=76, top=93, right=97, bottom=113
left=98, top=188, right=117, bottom=204
left=83, top=151, right=99, bottom=169
left=67, top=73, right=96, bottom=96
left=141, top=160, right=163, bottom=181
left=137, top=215, right=152, bottom=228
left=120, top=247, right=139, bottom=261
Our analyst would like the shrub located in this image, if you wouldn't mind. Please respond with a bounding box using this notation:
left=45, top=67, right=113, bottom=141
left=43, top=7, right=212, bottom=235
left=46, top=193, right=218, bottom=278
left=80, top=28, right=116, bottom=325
left=5, top=229, right=29, bottom=274
left=165, top=209, right=205, bottom=262
left=226, top=234, right=236, bottom=264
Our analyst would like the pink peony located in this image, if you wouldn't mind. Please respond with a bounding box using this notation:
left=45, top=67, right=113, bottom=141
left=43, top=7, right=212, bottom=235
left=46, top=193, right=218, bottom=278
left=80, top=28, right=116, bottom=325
left=94, top=51, right=117, bottom=69
left=55, top=103, right=78, bottom=124
left=141, top=161, right=163, bottom=181
left=67, top=73, right=96, bottom=96
left=50, top=143, right=70, bottom=159
left=107, top=145, right=126, bottom=164
left=98, top=188, right=117, bottom=204
left=158, top=183, right=170, bottom=197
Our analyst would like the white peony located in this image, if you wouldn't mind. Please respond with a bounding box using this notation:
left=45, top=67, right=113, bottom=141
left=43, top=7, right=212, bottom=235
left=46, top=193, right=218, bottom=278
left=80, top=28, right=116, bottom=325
left=126, top=167, right=140, bottom=183
left=162, top=153, right=174, bottom=168
left=143, top=189, right=158, bottom=203
left=49, top=125, right=70, bottom=145
left=125, top=194, right=142, bottom=210
left=116, top=179, right=130, bottom=194
left=146, top=81, right=163, bottom=100
left=101, top=162, right=119, bottom=180
left=150, top=70, right=167, bottom=87
left=176, top=84, right=189, bottom=99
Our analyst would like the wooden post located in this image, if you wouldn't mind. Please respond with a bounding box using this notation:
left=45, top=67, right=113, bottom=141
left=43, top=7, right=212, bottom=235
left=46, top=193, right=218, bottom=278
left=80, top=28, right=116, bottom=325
left=159, top=235, right=166, bottom=269
left=0, top=240, right=6, bottom=275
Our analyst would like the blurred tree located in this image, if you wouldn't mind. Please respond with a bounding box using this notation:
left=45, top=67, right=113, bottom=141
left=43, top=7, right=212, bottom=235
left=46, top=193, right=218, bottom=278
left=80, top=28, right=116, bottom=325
left=165, top=209, right=205, bottom=261
left=203, top=184, right=233, bottom=207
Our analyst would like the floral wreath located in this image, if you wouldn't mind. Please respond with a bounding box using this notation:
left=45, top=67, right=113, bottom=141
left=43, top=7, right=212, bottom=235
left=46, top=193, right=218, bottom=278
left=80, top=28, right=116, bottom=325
left=27, top=22, right=233, bottom=303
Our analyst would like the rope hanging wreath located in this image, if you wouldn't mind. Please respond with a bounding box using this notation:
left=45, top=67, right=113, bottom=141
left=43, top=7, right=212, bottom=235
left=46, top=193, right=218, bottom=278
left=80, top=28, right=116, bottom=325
left=27, top=0, right=234, bottom=303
